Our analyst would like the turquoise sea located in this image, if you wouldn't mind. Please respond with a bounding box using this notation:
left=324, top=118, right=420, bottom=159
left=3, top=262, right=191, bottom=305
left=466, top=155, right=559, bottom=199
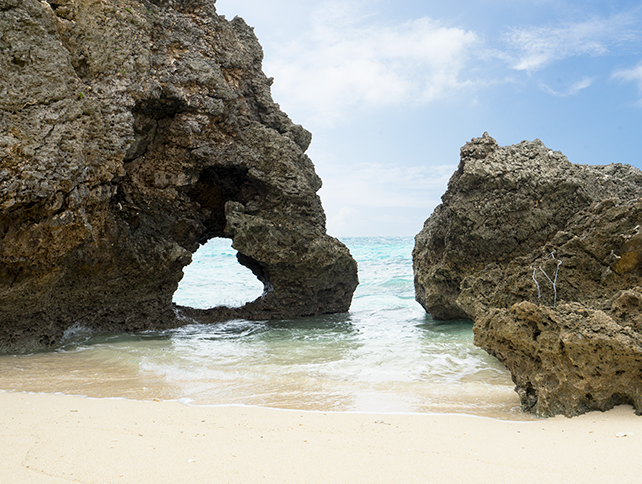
left=0, top=237, right=526, bottom=418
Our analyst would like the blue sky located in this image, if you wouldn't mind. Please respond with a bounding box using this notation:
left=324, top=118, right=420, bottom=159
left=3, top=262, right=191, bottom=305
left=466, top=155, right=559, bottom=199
left=215, top=0, right=642, bottom=237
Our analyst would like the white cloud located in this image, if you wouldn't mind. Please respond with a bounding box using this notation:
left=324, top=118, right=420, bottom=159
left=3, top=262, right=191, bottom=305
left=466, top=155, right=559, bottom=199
left=504, top=13, right=639, bottom=72
left=320, top=162, right=453, bottom=208
left=612, top=63, right=642, bottom=105
left=318, top=162, right=454, bottom=236
left=538, top=77, right=594, bottom=97
left=263, top=2, right=479, bottom=124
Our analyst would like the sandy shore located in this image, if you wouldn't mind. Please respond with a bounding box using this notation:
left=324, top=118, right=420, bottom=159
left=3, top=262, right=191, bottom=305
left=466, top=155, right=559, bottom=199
left=2, top=392, right=641, bottom=483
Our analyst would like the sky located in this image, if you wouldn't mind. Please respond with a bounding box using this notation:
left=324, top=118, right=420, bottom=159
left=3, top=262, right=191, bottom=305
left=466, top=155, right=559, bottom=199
left=214, top=0, right=642, bottom=237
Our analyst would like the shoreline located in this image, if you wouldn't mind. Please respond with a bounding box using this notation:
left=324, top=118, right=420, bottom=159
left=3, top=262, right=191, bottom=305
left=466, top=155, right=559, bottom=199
left=1, top=389, right=535, bottom=422
left=3, top=391, right=642, bottom=483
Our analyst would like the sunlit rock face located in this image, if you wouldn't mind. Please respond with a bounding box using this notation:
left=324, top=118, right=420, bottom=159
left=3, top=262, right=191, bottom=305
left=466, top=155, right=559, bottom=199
left=413, top=133, right=642, bottom=417
left=0, top=0, right=358, bottom=353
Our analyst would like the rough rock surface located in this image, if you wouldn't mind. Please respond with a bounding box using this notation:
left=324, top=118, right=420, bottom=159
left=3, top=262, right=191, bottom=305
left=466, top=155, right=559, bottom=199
left=413, top=133, right=642, bottom=416
left=0, top=0, right=358, bottom=353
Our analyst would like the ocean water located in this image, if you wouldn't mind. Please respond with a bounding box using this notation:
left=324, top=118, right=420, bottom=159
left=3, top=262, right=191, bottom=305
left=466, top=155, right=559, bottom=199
left=0, top=237, right=527, bottom=419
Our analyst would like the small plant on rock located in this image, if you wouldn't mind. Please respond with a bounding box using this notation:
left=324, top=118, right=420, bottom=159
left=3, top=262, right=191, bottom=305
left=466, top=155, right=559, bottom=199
left=530, top=250, right=562, bottom=307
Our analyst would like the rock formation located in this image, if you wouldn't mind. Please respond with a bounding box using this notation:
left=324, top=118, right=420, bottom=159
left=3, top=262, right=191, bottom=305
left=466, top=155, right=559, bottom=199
left=414, top=133, right=642, bottom=416
left=0, top=0, right=358, bottom=353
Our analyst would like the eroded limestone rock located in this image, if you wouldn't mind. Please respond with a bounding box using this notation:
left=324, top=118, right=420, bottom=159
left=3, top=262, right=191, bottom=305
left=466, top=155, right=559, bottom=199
left=0, top=0, right=358, bottom=352
left=474, top=300, right=642, bottom=417
left=413, top=133, right=642, bottom=416
left=413, top=133, right=642, bottom=320
left=471, top=199, right=642, bottom=416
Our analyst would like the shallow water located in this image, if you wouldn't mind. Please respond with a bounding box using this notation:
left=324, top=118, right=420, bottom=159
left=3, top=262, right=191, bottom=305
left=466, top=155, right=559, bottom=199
left=0, top=237, right=529, bottom=419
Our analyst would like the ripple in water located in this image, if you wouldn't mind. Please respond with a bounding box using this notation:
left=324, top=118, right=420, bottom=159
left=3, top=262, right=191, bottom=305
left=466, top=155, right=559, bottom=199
left=0, top=237, right=528, bottom=419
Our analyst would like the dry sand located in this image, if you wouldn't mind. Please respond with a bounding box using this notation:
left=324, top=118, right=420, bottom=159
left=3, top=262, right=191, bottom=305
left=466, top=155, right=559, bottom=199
left=2, top=391, right=642, bottom=483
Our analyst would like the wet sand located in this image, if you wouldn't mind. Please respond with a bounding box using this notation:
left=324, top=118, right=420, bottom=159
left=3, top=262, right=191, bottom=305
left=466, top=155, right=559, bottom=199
left=2, top=391, right=642, bottom=483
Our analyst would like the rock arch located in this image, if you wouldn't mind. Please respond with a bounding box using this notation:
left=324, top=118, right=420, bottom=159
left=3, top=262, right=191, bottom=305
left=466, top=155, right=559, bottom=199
left=173, top=237, right=264, bottom=309
left=0, top=0, right=358, bottom=352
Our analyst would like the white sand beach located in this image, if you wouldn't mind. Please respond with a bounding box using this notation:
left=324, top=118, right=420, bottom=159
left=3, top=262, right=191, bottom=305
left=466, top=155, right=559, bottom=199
left=2, top=391, right=641, bottom=483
